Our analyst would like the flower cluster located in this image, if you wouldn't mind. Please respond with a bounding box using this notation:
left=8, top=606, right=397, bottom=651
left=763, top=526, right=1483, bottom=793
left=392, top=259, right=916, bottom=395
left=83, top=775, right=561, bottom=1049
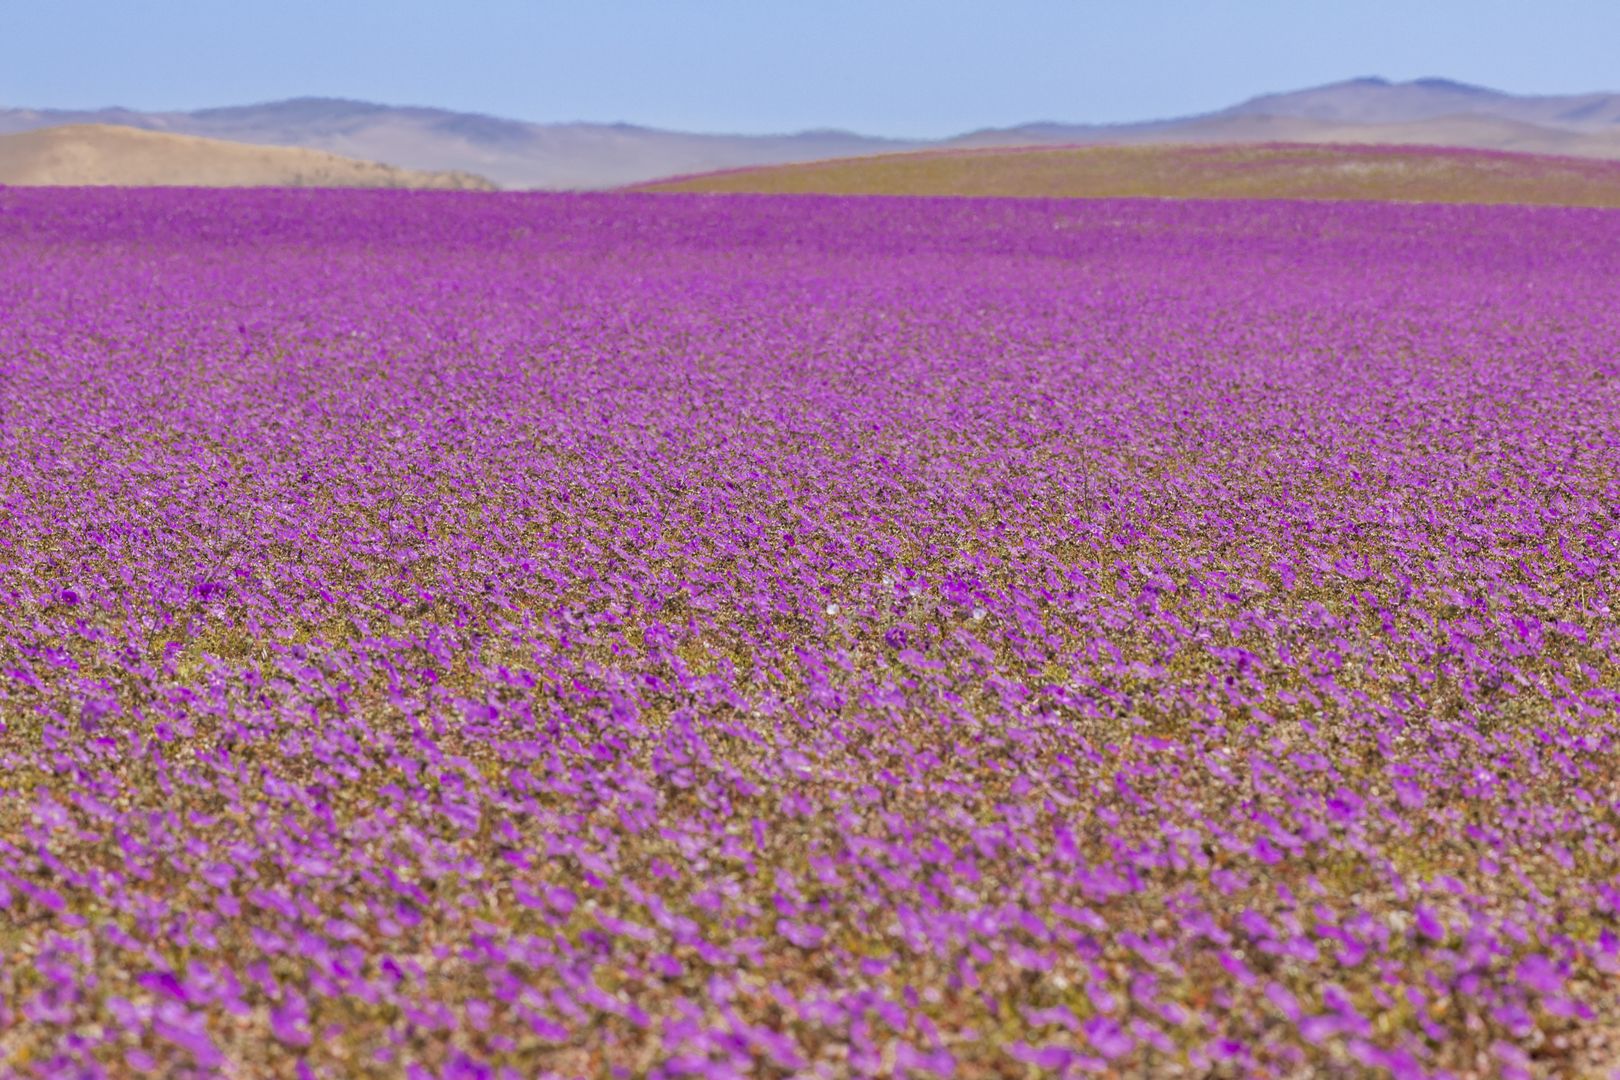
left=0, top=188, right=1617, bottom=1078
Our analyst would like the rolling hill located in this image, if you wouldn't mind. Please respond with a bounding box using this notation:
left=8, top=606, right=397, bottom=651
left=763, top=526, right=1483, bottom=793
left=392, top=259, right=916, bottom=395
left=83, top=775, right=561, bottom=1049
left=633, top=142, right=1620, bottom=207
left=0, top=124, right=495, bottom=189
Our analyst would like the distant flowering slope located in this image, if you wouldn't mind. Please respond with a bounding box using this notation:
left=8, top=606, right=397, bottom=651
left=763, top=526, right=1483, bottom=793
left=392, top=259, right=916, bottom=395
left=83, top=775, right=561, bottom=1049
left=0, top=188, right=1617, bottom=1078
left=636, top=141, right=1620, bottom=208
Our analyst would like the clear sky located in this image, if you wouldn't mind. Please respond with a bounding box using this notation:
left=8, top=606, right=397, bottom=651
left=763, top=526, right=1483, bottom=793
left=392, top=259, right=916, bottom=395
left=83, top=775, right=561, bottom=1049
left=5, top=0, right=1618, bottom=138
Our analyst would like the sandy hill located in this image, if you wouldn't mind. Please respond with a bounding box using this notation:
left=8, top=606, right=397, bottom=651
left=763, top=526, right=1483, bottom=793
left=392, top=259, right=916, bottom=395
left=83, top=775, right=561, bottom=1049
left=0, top=124, right=495, bottom=189
left=633, top=142, right=1620, bottom=207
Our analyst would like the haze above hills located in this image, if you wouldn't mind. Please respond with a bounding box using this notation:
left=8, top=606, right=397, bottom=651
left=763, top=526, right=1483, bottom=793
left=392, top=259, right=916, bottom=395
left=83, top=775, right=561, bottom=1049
left=5, top=77, right=1620, bottom=190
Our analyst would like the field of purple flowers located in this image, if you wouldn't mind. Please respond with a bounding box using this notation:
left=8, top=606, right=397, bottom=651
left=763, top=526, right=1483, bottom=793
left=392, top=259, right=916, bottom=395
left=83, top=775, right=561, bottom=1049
left=1, top=188, right=1618, bottom=1078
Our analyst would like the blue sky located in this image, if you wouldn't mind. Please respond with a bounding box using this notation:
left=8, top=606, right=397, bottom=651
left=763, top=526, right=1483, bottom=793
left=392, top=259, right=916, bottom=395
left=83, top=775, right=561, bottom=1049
left=5, top=0, right=1618, bottom=137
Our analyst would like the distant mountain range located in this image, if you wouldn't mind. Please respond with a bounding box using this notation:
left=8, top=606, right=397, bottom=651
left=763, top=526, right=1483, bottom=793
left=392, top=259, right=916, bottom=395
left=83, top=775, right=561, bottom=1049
left=0, top=100, right=909, bottom=189
left=5, top=78, right=1620, bottom=190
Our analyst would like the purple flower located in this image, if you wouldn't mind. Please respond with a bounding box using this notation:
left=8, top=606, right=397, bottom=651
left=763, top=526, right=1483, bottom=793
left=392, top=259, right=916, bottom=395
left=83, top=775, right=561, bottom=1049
left=1083, top=1017, right=1135, bottom=1060
left=776, top=920, right=826, bottom=949
left=1514, top=954, right=1564, bottom=995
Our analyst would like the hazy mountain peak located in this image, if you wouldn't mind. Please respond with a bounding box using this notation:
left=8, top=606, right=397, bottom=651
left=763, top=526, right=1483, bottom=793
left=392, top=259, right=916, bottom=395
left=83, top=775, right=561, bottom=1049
left=1221, top=75, right=1620, bottom=131
left=1408, top=77, right=1496, bottom=94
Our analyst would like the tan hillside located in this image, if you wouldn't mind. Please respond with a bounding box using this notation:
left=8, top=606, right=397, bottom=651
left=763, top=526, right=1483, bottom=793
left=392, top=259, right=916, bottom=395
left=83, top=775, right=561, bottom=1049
left=0, top=124, right=496, bottom=189
left=634, top=141, right=1620, bottom=207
